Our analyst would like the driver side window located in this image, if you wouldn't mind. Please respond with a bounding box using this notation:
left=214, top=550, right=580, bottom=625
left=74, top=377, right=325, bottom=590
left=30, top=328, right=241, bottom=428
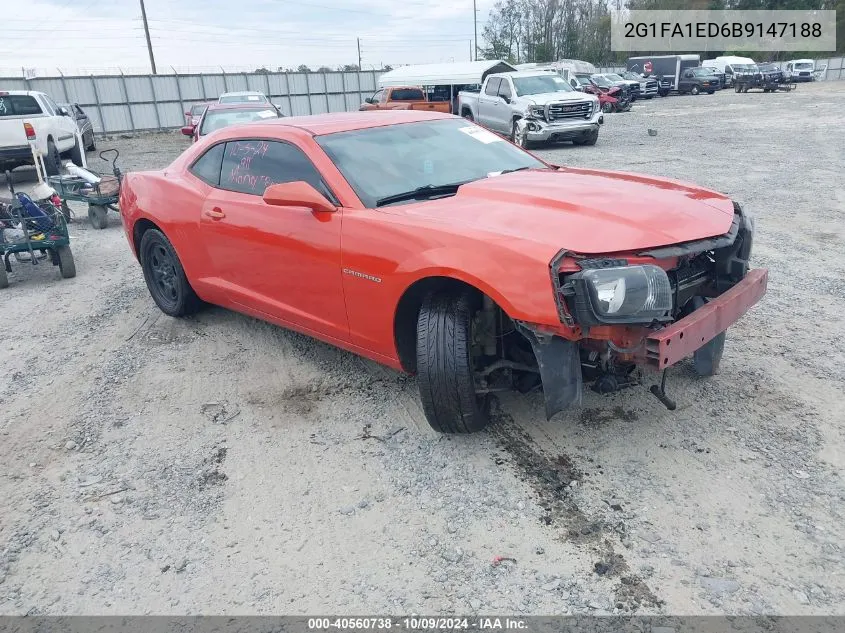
left=371, top=89, right=385, bottom=103
left=498, top=80, right=512, bottom=101
left=219, top=140, right=336, bottom=202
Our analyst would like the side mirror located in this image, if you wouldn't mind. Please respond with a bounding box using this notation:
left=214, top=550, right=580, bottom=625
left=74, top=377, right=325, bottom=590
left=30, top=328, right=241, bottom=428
left=181, top=125, right=195, bottom=136
left=364, top=97, right=374, bottom=104
left=57, top=106, right=69, bottom=116
left=501, top=95, right=510, bottom=104
left=263, top=181, right=336, bottom=213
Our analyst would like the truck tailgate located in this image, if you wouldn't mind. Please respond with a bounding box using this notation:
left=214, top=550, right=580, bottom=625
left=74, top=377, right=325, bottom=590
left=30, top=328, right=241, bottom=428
left=0, top=117, right=30, bottom=148
left=410, top=102, right=451, bottom=112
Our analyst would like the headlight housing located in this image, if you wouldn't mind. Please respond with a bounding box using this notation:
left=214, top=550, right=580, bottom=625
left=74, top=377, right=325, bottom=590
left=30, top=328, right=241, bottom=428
left=565, top=265, right=673, bottom=326
left=526, top=105, right=545, bottom=119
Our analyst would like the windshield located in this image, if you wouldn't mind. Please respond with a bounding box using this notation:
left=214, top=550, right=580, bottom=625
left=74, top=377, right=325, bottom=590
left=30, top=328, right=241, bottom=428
left=512, top=74, right=573, bottom=96
left=794, top=62, right=813, bottom=70
left=199, top=107, right=279, bottom=135
left=732, top=64, right=756, bottom=72
left=622, top=72, right=642, bottom=80
left=691, top=68, right=711, bottom=77
left=759, top=63, right=779, bottom=71
left=590, top=75, right=612, bottom=88
left=574, top=75, right=591, bottom=85
left=605, top=74, right=625, bottom=81
left=219, top=94, right=267, bottom=104
left=316, top=118, right=547, bottom=208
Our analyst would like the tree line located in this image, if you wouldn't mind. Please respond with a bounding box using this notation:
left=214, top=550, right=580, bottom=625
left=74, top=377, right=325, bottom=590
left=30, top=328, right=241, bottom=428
left=481, top=0, right=844, bottom=65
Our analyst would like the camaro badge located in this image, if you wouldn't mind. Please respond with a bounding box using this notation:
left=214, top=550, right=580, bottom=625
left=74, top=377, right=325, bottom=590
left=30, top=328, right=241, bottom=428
left=343, top=268, right=382, bottom=283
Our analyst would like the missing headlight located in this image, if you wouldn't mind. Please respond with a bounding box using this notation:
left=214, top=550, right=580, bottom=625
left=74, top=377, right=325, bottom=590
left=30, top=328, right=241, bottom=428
left=564, top=265, right=673, bottom=326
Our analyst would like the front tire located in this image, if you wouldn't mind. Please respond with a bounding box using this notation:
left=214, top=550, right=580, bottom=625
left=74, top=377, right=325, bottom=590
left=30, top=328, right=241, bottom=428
left=511, top=119, right=528, bottom=148
left=573, top=129, right=599, bottom=146
left=416, top=292, right=490, bottom=434
left=601, top=101, right=613, bottom=113
left=0, top=261, right=8, bottom=289
left=44, top=141, right=61, bottom=176
left=69, top=137, right=84, bottom=167
left=691, top=85, right=700, bottom=95
left=139, top=229, right=201, bottom=317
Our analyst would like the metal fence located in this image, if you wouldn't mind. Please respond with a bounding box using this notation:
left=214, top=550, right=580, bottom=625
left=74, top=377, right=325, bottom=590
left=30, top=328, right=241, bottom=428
left=0, top=70, right=385, bottom=134
left=1, top=57, right=842, bottom=135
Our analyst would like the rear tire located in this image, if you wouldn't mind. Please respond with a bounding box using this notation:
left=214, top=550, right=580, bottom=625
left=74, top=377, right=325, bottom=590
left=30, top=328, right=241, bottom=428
left=0, top=261, right=8, bottom=289
left=56, top=245, right=76, bottom=279
left=462, top=110, right=474, bottom=121
left=691, top=85, right=700, bottom=95
left=44, top=141, right=61, bottom=176
left=139, top=228, right=200, bottom=317
left=88, top=204, right=108, bottom=229
left=416, top=292, right=490, bottom=434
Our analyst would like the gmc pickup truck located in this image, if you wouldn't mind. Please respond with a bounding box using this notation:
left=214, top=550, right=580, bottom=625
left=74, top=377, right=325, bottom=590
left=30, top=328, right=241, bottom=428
left=0, top=90, right=84, bottom=175
left=458, top=71, right=601, bottom=148
left=360, top=86, right=451, bottom=113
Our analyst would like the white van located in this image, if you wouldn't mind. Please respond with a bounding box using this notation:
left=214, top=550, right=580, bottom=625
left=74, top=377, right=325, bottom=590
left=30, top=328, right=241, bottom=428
left=784, top=59, right=815, bottom=82
left=702, top=56, right=756, bottom=87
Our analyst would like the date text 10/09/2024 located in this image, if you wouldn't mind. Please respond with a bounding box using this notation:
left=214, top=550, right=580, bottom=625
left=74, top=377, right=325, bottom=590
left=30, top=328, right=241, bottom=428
left=307, top=618, right=528, bottom=630
left=624, top=21, right=822, bottom=39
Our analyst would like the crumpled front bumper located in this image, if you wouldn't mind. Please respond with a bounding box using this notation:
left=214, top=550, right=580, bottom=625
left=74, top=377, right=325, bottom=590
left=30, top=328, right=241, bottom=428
left=522, top=110, right=602, bottom=142
left=644, top=268, right=768, bottom=369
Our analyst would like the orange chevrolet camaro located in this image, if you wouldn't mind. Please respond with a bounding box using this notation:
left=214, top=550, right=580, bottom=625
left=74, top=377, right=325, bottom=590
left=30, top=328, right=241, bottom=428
left=120, top=110, right=767, bottom=433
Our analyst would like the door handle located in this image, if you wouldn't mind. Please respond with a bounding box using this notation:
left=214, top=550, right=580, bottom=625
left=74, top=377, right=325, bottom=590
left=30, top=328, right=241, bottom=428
left=204, top=207, right=225, bottom=220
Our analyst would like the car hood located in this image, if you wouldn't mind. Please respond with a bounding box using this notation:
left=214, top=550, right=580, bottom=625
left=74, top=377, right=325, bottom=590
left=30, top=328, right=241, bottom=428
left=392, top=168, right=735, bottom=255
left=523, top=92, right=595, bottom=105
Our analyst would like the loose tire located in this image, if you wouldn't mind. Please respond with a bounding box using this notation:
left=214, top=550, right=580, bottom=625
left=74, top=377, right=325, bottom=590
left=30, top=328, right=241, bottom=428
left=416, top=292, right=490, bottom=434
left=139, top=228, right=200, bottom=317
left=69, top=137, right=84, bottom=167
left=44, top=141, right=61, bottom=176
left=0, top=262, right=8, bottom=289
left=88, top=204, right=108, bottom=229
left=691, top=85, right=700, bottom=95
left=56, top=245, right=76, bottom=279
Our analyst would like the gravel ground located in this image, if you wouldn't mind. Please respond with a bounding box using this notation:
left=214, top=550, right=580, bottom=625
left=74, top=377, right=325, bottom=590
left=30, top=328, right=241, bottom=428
left=0, top=82, right=843, bottom=616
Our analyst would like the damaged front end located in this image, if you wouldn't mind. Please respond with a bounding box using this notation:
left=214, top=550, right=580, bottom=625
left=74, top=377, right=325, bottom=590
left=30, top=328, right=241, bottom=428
left=517, top=202, right=767, bottom=419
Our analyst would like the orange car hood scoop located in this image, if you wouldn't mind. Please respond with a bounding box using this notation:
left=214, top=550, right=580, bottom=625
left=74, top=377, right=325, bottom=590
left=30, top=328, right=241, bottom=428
left=411, top=168, right=737, bottom=255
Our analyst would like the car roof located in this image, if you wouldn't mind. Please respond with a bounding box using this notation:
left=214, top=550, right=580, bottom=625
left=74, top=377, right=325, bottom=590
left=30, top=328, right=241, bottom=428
left=219, top=91, right=265, bottom=96
left=204, top=102, right=278, bottom=112
left=494, top=70, right=560, bottom=78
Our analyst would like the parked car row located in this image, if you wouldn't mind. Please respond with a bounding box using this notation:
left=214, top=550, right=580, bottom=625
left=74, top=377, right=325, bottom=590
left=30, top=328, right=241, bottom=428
left=180, top=91, right=285, bottom=142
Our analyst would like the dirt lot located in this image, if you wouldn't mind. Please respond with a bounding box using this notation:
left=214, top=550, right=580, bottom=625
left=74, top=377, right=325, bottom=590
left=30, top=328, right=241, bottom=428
left=1, top=82, right=843, bottom=616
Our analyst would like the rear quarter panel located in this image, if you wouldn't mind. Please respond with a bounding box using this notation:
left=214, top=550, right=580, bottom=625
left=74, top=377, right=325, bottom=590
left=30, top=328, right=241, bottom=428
left=120, top=169, right=219, bottom=301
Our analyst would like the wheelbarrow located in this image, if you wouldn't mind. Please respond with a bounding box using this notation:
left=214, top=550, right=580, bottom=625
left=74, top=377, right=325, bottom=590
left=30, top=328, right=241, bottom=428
left=1, top=171, right=76, bottom=289
left=47, top=149, right=122, bottom=230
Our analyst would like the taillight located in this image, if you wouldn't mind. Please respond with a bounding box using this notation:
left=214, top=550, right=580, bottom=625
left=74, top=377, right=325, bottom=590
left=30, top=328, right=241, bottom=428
left=24, top=122, right=36, bottom=140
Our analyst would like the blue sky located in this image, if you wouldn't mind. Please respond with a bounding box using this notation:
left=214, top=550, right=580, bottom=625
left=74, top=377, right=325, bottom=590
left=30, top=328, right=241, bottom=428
left=2, top=0, right=494, bottom=74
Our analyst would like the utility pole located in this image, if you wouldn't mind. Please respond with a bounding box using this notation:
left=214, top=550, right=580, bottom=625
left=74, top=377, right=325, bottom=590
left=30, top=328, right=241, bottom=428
left=357, top=38, right=362, bottom=70
left=469, top=40, right=472, bottom=61
left=473, top=0, right=478, bottom=61
left=140, top=0, right=157, bottom=75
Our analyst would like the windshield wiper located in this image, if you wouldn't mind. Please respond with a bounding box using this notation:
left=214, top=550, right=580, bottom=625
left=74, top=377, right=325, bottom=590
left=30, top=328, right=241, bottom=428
left=497, top=166, right=532, bottom=175
left=375, top=181, right=471, bottom=207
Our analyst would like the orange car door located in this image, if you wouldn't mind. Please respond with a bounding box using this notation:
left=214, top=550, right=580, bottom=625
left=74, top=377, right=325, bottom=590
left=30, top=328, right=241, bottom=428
left=199, top=139, right=348, bottom=342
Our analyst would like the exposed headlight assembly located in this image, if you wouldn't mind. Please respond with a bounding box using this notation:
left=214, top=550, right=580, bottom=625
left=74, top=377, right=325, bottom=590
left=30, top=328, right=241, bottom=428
left=527, top=105, right=545, bottom=119
left=565, top=265, right=673, bottom=326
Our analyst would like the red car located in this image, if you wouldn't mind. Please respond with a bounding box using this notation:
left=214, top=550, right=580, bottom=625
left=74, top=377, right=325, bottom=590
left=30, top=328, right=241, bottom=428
left=121, top=111, right=767, bottom=434
left=181, top=102, right=282, bottom=143
left=184, top=102, right=213, bottom=127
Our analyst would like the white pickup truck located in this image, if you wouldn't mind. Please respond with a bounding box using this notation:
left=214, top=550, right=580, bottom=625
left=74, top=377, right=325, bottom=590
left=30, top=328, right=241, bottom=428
left=0, top=90, right=84, bottom=175
left=458, top=70, right=601, bottom=148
